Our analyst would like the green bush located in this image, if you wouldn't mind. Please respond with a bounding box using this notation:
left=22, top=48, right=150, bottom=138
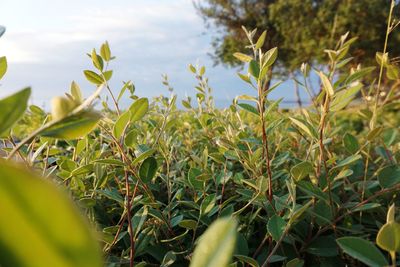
left=1, top=3, right=400, bottom=266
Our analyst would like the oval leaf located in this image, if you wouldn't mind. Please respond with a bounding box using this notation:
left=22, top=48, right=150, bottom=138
left=190, top=217, right=237, bottom=267
left=0, top=161, right=102, bottom=267
left=336, top=237, right=388, bottom=267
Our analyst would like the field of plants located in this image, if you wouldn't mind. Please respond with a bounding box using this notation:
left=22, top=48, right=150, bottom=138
left=1, top=4, right=400, bottom=267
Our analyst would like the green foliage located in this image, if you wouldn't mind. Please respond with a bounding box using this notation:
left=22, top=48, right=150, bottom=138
left=1, top=19, right=400, bottom=267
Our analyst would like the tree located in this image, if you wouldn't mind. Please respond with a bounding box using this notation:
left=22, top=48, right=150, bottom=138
left=195, top=0, right=400, bottom=76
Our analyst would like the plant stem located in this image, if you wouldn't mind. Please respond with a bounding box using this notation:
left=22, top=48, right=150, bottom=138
left=124, top=170, right=135, bottom=267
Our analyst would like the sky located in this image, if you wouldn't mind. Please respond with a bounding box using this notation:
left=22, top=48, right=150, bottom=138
left=0, top=0, right=303, bottom=109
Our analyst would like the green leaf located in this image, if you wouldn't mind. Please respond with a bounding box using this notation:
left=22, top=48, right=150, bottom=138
left=262, top=47, right=278, bottom=68
left=249, top=60, right=260, bottom=79
left=336, top=237, right=388, bottom=267
left=330, top=83, right=362, bottom=111
left=179, top=219, right=198, bottom=230
left=378, top=165, right=400, bottom=188
left=103, top=70, right=113, bottom=81
left=345, top=67, right=375, bottom=85
left=318, top=71, right=334, bottom=97
left=307, top=236, right=338, bottom=257
left=255, top=31, right=267, bottom=49
left=92, top=159, right=124, bottom=166
left=139, top=157, right=158, bottom=183
left=161, top=251, right=176, bottom=267
left=333, top=154, right=362, bottom=170
left=289, top=117, right=317, bottom=140
left=238, top=103, right=259, bottom=115
left=387, top=204, right=395, bottom=223
left=113, top=111, right=130, bottom=139
left=387, top=64, right=400, bottom=80
left=233, top=52, right=253, bottom=63
left=190, top=217, right=237, bottom=267
left=41, top=111, right=101, bottom=139
left=376, top=222, right=400, bottom=253
left=0, top=56, right=7, bottom=80
left=267, top=215, right=286, bottom=241
left=291, top=161, right=313, bottom=181
left=71, top=164, right=93, bottom=177
left=234, top=255, right=259, bottom=267
left=0, top=160, right=102, bottom=267
left=189, top=64, right=197, bottom=73
left=353, top=203, right=381, bottom=212
left=131, top=206, right=148, bottom=238
left=70, top=81, right=83, bottom=103
left=91, top=49, right=103, bottom=71
left=297, top=181, right=328, bottom=202
left=200, top=194, right=216, bottom=216
left=237, top=73, right=252, bottom=84
left=0, top=88, right=31, bottom=136
left=100, top=41, right=111, bottom=62
left=286, top=258, right=304, bottom=267
left=343, top=133, right=359, bottom=154
left=132, top=148, right=156, bottom=165
left=84, top=70, right=103, bottom=85
left=129, top=98, right=149, bottom=122
left=124, top=130, right=138, bottom=148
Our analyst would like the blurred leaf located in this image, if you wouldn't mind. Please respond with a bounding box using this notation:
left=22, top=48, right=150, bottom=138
left=190, top=218, right=237, bottom=267
left=0, top=88, right=31, bottom=136
left=0, top=26, right=5, bottom=38
left=41, top=111, right=101, bottom=139
left=0, top=161, right=102, bottom=267
left=0, top=56, right=7, bottom=80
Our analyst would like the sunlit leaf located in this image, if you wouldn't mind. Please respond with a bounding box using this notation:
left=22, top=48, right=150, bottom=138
left=0, top=88, right=31, bottom=136
left=190, top=218, right=237, bottom=267
left=0, top=160, right=102, bottom=267
left=41, top=111, right=101, bottom=139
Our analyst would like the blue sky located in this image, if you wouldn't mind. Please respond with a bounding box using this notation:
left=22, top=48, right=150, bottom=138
left=0, top=0, right=302, bottom=109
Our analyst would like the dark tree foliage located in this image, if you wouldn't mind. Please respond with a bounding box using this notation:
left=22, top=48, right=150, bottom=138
left=196, top=0, right=400, bottom=75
